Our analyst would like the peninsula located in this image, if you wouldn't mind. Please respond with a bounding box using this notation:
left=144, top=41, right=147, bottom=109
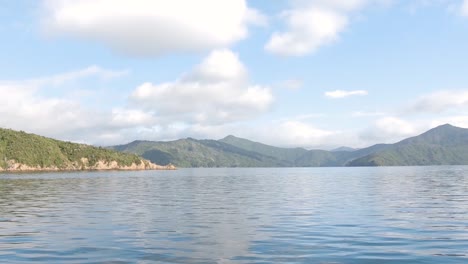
left=0, top=128, right=175, bottom=172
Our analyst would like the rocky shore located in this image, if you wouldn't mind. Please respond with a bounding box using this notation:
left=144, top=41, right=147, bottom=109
left=0, top=158, right=176, bottom=173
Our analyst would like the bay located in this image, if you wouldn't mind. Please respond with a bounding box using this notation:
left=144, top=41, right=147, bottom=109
left=1, top=167, right=468, bottom=263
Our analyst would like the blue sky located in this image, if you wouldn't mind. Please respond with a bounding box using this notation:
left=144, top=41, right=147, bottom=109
left=1, top=0, right=468, bottom=148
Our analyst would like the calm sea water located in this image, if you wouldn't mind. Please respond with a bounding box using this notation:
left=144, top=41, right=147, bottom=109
left=1, top=167, right=468, bottom=263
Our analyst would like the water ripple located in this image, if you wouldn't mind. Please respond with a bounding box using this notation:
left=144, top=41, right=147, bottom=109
left=1, top=167, right=468, bottom=263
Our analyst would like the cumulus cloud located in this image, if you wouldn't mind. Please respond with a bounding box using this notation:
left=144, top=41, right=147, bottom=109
left=325, top=89, right=368, bottom=98
left=129, top=49, right=274, bottom=125
left=356, top=89, right=468, bottom=144
left=265, top=7, right=348, bottom=56
left=263, top=121, right=337, bottom=147
left=120, top=86, right=468, bottom=147
left=409, top=90, right=468, bottom=113
left=375, top=116, right=417, bottom=136
left=110, top=108, right=156, bottom=127
left=360, top=113, right=468, bottom=145
left=42, top=0, right=265, bottom=56
left=0, top=66, right=146, bottom=144
left=6, top=69, right=468, bottom=149
left=265, top=0, right=395, bottom=56
left=265, top=0, right=375, bottom=56
left=253, top=120, right=384, bottom=149
left=0, top=57, right=275, bottom=145
left=0, top=81, right=101, bottom=138
left=360, top=116, right=420, bottom=143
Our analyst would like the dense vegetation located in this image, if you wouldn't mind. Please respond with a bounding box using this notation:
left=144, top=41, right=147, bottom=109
left=113, top=138, right=286, bottom=167
left=112, top=135, right=372, bottom=167
left=219, top=135, right=308, bottom=163
left=0, top=128, right=143, bottom=169
left=348, top=124, right=468, bottom=166
left=112, top=124, right=468, bottom=168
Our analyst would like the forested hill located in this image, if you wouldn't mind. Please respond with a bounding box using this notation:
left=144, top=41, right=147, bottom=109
left=112, top=124, right=468, bottom=167
left=348, top=124, right=468, bottom=166
left=0, top=128, right=174, bottom=172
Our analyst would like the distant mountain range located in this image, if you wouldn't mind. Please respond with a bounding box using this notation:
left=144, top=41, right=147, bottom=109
left=111, top=124, right=468, bottom=167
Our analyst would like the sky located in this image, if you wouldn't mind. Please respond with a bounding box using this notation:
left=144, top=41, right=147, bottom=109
left=1, top=0, right=468, bottom=149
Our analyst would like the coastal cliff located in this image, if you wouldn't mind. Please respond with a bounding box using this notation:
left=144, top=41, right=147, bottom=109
left=0, top=128, right=176, bottom=172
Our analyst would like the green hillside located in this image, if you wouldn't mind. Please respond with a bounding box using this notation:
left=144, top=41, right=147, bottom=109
left=348, top=124, right=468, bottom=166
left=294, top=150, right=342, bottom=167
left=219, top=135, right=307, bottom=164
left=4, top=124, right=467, bottom=169
left=112, top=135, right=384, bottom=168
left=0, top=128, right=154, bottom=170
left=113, top=138, right=287, bottom=167
left=112, top=124, right=468, bottom=168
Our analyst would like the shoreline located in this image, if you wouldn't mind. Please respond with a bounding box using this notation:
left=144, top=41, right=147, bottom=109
left=0, top=167, right=176, bottom=174
left=0, top=159, right=176, bottom=173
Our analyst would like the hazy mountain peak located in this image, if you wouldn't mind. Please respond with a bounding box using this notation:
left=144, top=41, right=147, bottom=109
left=222, top=135, right=239, bottom=140
left=416, top=124, right=467, bottom=140
left=331, top=146, right=357, bottom=152
left=430, top=123, right=457, bottom=131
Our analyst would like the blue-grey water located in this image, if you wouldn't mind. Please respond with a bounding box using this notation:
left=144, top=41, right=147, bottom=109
left=1, top=167, right=468, bottom=263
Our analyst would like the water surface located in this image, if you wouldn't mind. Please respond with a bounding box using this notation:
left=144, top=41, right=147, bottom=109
left=1, top=167, right=468, bottom=263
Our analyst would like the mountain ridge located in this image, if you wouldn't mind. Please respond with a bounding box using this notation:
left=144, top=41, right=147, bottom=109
left=112, top=124, right=468, bottom=168
left=348, top=124, right=468, bottom=166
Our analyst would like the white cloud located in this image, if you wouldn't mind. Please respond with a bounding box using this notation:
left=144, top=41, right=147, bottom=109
left=355, top=89, right=468, bottom=144
left=0, top=66, right=142, bottom=144
left=0, top=60, right=274, bottom=146
left=462, top=0, right=468, bottom=16
left=431, top=116, right=468, bottom=129
left=265, top=7, right=348, bottom=56
left=265, top=0, right=378, bottom=56
left=375, top=116, right=417, bottom=136
left=245, top=8, right=269, bottom=26
left=292, top=113, right=327, bottom=121
left=351, top=111, right=386, bottom=117
left=0, top=82, right=100, bottom=137
left=130, top=49, right=274, bottom=125
left=360, top=113, right=468, bottom=145
left=40, top=65, right=128, bottom=86
left=403, top=0, right=468, bottom=16
left=274, top=113, right=326, bottom=123
left=265, top=0, right=393, bottom=56
left=359, top=116, right=420, bottom=143
left=252, top=120, right=377, bottom=149
left=325, top=89, right=368, bottom=98
left=110, top=108, right=155, bottom=127
left=266, top=121, right=337, bottom=147
left=0, top=65, right=128, bottom=88
left=133, top=119, right=366, bottom=149
left=409, top=90, right=468, bottom=113
left=42, top=0, right=265, bottom=56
